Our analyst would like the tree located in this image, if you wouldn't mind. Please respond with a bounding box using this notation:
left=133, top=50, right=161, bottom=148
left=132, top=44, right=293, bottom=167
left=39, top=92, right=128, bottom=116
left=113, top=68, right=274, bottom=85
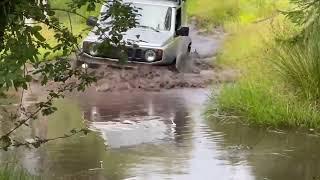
left=0, top=0, right=137, bottom=150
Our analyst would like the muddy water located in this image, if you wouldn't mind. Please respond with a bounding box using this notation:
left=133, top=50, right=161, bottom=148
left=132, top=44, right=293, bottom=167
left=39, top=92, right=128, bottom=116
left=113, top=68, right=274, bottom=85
left=4, top=89, right=320, bottom=180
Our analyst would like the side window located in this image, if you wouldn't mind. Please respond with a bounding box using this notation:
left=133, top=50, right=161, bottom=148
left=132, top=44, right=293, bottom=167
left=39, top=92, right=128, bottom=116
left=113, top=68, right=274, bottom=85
left=164, top=8, right=172, bottom=31
left=175, top=8, right=182, bottom=31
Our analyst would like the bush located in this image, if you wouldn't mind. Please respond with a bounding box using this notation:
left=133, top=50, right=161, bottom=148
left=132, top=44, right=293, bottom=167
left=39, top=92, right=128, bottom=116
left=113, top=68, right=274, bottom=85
left=209, top=11, right=320, bottom=129
left=271, top=22, right=320, bottom=101
left=217, top=82, right=320, bottom=128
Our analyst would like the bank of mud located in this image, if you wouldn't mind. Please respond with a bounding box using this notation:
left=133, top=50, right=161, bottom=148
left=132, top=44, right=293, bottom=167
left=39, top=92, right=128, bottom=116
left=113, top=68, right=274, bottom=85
left=90, top=26, right=236, bottom=92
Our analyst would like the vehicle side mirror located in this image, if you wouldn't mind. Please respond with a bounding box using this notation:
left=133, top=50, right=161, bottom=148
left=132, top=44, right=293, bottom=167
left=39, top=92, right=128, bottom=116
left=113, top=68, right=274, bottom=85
left=176, top=27, right=189, bottom=36
left=87, top=16, right=98, bottom=27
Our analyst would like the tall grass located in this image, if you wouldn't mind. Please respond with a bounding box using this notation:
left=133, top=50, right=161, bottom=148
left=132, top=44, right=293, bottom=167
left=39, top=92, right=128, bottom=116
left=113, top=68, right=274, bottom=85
left=187, top=0, right=240, bottom=27
left=204, top=2, right=320, bottom=129
left=213, top=20, right=320, bottom=129
left=187, top=0, right=279, bottom=27
left=0, top=166, right=39, bottom=180
left=49, top=0, right=101, bottom=35
left=218, top=82, right=320, bottom=128
left=39, top=1, right=101, bottom=59
left=271, top=23, right=320, bottom=101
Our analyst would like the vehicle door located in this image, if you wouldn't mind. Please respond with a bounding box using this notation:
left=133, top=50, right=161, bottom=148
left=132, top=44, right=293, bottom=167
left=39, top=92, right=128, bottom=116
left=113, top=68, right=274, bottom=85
left=163, top=7, right=182, bottom=62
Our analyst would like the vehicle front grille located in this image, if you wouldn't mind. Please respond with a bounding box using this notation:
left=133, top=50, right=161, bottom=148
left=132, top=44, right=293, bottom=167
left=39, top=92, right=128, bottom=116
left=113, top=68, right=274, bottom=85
left=127, top=48, right=144, bottom=62
left=83, top=42, right=162, bottom=63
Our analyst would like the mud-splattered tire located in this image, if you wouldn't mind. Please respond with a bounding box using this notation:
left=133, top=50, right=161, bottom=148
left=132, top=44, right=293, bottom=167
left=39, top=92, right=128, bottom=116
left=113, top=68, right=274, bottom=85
left=173, top=44, right=192, bottom=72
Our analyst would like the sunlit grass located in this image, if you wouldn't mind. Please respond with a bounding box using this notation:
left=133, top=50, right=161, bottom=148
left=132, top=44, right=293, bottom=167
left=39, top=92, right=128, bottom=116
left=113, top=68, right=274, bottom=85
left=215, top=17, right=320, bottom=129
left=271, top=23, right=320, bottom=102
left=216, top=82, right=320, bottom=129
left=203, top=1, right=320, bottom=129
left=187, top=0, right=283, bottom=27
left=0, top=166, right=39, bottom=180
left=187, top=0, right=240, bottom=27
left=38, top=0, right=101, bottom=59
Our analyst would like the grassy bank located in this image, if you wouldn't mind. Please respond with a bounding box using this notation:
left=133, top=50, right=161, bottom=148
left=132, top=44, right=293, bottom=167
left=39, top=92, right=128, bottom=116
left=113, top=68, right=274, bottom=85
left=0, top=166, right=39, bottom=180
left=187, top=0, right=280, bottom=27
left=197, top=0, right=320, bottom=129
left=39, top=1, right=101, bottom=59
left=49, top=0, right=101, bottom=35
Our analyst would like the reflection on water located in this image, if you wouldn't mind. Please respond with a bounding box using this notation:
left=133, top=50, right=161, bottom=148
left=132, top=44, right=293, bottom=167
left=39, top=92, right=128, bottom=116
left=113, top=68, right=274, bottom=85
left=2, top=88, right=320, bottom=179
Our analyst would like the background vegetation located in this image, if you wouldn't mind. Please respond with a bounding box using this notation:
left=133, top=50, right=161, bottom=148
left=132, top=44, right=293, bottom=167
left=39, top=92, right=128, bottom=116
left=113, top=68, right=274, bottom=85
left=0, top=166, right=39, bottom=180
left=187, top=0, right=281, bottom=27
left=194, top=0, right=320, bottom=130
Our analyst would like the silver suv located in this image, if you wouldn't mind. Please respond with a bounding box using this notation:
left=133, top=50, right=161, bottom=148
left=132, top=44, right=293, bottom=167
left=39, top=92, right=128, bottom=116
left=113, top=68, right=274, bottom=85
left=79, top=0, right=192, bottom=66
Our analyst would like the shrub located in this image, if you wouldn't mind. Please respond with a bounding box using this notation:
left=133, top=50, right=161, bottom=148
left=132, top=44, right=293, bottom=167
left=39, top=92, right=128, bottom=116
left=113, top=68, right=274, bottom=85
left=217, top=82, right=320, bottom=129
left=271, top=21, right=320, bottom=101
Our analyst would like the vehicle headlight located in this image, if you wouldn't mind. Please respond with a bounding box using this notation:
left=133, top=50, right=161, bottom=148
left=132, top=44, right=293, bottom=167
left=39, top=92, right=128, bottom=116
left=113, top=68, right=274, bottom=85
left=89, top=43, right=99, bottom=56
left=145, top=50, right=157, bottom=62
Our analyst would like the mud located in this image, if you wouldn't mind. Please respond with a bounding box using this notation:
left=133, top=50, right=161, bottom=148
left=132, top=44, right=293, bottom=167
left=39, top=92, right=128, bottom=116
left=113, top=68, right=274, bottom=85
left=90, top=26, right=236, bottom=92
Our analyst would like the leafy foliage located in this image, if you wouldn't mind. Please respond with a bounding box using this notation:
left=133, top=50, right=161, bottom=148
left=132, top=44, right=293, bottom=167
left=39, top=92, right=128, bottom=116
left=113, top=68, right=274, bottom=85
left=0, top=0, right=137, bottom=150
left=283, top=0, right=320, bottom=40
left=285, top=0, right=320, bottom=26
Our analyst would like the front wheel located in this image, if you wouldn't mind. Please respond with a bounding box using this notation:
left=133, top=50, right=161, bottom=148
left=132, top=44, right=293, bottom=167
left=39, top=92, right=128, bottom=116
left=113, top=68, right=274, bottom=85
left=188, top=43, right=192, bottom=53
left=175, top=53, right=194, bottom=73
left=71, top=58, right=83, bottom=69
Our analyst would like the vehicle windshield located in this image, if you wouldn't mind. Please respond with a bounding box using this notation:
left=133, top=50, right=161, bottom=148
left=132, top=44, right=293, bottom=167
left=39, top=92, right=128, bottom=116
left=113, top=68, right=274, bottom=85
left=133, top=3, right=172, bottom=31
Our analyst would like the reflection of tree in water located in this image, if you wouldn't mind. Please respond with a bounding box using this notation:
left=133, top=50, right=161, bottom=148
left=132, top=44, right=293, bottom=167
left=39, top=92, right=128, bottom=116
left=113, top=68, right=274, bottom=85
left=207, top=118, right=320, bottom=180
left=24, top=100, right=138, bottom=180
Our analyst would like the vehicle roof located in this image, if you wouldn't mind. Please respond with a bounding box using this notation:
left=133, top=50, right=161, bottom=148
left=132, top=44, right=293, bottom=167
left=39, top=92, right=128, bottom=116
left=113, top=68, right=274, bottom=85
left=123, top=0, right=180, bottom=7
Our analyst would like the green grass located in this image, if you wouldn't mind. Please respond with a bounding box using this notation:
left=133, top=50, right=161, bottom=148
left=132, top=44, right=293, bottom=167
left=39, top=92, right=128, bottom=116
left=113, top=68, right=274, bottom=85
left=39, top=0, right=101, bottom=59
left=187, top=0, right=240, bottom=27
left=217, top=82, right=320, bottom=128
left=271, top=25, right=320, bottom=101
left=195, top=0, right=320, bottom=129
left=187, top=0, right=281, bottom=28
left=0, top=166, right=39, bottom=180
left=213, top=22, right=320, bottom=128
left=50, top=0, right=101, bottom=35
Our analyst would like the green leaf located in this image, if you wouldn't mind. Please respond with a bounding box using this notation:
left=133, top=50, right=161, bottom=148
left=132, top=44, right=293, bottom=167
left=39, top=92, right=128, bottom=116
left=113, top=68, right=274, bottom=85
left=33, top=31, right=46, bottom=42
left=32, top=26, right=42, bottom=32
left=43, top=52, right=51, bottom=59
left=25, top=75, right=32, bottom=82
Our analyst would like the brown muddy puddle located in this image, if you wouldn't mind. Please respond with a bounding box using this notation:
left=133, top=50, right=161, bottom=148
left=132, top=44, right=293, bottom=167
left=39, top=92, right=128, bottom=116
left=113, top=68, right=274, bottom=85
left=3, top=88, right=320, bottom=180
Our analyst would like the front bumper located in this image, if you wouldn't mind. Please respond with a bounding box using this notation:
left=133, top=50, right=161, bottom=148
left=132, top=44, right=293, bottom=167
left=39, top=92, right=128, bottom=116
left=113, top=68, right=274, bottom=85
left=78, top=52, right=167, bottom=65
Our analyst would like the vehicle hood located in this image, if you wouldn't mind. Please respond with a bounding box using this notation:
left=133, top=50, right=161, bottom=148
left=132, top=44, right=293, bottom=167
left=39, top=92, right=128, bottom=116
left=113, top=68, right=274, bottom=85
left=84, top=27, right=172, bottom=48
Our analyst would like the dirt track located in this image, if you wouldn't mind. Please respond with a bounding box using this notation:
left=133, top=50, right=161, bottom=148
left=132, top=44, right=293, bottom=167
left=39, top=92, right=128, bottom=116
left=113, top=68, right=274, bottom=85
left=91, top=26, right=236, bottom=92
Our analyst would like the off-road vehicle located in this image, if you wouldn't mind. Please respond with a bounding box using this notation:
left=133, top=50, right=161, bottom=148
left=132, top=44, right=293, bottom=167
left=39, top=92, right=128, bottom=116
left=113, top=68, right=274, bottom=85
left=78, top=0, right=191, bottom=66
